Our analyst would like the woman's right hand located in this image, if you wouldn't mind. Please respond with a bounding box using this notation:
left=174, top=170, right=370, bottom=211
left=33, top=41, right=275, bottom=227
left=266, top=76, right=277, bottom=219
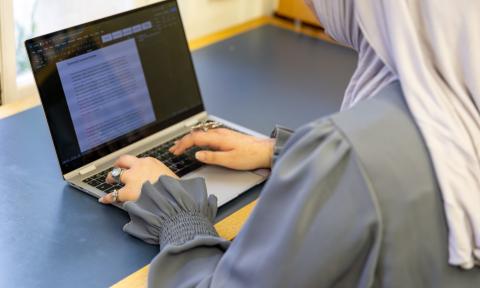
left=169, top=128, right=275, bottom=170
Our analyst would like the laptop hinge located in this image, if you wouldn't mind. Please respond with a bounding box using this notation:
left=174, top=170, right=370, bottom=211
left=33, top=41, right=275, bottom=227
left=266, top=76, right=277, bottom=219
left=79, top=165, right=96, bottom=176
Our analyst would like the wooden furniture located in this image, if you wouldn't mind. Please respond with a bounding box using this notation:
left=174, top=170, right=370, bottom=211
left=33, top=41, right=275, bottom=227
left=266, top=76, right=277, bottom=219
left=276, top=0, right=320, bottom=26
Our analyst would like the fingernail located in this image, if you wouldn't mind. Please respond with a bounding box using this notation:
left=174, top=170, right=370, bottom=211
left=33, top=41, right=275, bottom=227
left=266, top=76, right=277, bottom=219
left=195, top=151, right=204, bottom=160
left=98, top=197, right=104, bottom=203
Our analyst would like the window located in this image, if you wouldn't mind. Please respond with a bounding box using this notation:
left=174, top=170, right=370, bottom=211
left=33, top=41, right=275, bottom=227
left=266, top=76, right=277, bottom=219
left=15, top=0, right=142, bottom=77
left=0, top=0, right=16, bottom=105
left=1, top=0, right=146, bottom=105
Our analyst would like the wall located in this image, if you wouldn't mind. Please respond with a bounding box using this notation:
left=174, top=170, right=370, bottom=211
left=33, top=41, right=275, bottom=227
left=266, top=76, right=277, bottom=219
left=145, top=0, right=278, bottom=40
left=32, top=0, right=278, bottom=42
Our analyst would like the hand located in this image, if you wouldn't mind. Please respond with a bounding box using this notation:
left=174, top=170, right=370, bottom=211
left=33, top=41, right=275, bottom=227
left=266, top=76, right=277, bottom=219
left=99, top=155, right=178, bottom=205
left=169, top=128, right=275, bottom=170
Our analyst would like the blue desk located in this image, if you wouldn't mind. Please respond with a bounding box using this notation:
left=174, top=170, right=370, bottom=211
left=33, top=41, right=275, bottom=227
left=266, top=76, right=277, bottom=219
left=0, top=25, right=357, bottom=287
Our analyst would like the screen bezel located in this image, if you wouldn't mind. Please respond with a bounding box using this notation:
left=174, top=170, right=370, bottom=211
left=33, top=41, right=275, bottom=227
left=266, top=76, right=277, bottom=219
left=25, top=0, right=205, bottom=175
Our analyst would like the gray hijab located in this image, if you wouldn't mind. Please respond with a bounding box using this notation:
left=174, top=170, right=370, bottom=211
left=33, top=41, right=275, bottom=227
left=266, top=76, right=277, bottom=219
left=311, top=0, right=480, bottom=269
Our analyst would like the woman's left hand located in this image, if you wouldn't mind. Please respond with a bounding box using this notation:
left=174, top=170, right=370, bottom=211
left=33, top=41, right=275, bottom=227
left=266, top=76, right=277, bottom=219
left=99, top=155, right=178, bottom=204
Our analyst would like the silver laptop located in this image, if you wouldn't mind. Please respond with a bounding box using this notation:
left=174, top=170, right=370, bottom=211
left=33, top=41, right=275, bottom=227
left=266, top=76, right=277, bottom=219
left=25, top=0, right=267, bottom=207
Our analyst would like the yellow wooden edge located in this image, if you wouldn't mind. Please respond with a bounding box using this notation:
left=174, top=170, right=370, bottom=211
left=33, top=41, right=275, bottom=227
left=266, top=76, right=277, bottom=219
left=111, top=266, right=150, bottom=288
left=189, top=16, right=336, bottom=52
left=213, top=199, right=258, bottom=241
left=111, top=200, right=258, bottom=288
left=189, top=17, right=271, bottom=51
left=267, top=16, right=337, bottom=45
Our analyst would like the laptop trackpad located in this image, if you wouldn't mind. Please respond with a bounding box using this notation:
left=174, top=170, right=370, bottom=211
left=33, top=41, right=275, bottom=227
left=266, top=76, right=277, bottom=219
left=183, top=166, right=265, bottom=206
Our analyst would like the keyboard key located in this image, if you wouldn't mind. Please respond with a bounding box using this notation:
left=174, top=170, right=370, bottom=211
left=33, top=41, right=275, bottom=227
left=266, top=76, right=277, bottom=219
left=96, top=183, right=113, bottom=192
left=177, top=155, right=188, bottom=162
left=159, top=153, right=169, bottom=161
left=87, top=179, right=101, bottom=187
left=91, top=174, right=103, bottom=181
left=176, top=162, right=202, bottom=177
left=176, top=162, right=185, bottom=169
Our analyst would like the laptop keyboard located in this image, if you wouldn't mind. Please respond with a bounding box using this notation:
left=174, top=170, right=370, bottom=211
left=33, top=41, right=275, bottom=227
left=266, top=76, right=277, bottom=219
left=82, top=132, right=206, bottom=193
left=83, top=169, right=121, bottom=193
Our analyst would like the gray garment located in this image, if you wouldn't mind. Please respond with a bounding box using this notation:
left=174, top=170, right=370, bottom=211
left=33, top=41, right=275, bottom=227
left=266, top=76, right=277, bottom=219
left=123, top=82, right=480, bottom=287
left=270, top=125, right=294, bottom=166
left=123, top=177, right=220, bottom=250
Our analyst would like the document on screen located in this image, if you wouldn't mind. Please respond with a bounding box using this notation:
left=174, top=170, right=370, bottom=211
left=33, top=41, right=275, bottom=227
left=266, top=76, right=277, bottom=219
left=57, top=39, right=156, bottom=152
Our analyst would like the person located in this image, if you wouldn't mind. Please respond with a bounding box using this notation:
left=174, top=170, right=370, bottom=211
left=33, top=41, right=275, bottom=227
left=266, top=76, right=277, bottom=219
left=99, top=0, right=480, bottom=286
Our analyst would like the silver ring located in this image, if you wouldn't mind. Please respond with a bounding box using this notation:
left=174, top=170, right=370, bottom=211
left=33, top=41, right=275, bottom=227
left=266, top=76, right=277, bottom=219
left=190, top=120, right=223, bottom=132
left=111, top=167, right=124, bottom=184
left=111, top=189, right=119, bottom=203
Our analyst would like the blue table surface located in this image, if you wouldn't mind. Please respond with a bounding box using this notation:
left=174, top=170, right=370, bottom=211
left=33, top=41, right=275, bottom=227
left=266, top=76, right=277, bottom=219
left=0, top=25, right=357, bottom=287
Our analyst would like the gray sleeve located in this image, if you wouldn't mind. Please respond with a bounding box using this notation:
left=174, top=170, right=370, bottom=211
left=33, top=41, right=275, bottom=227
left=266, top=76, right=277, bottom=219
left=124, top=119, right=382, bottom=288
left=270, top=125, right=294, bottom=166
left=122, top=176, right=225, bottom=249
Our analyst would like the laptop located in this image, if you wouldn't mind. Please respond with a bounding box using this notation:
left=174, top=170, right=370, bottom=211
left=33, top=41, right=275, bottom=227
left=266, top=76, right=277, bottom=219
left=25, top=0, right=267, bottom=207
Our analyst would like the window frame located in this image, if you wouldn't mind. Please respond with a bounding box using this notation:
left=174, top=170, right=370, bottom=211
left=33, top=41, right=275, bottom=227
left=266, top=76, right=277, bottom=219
left=0, top=0, right=18, bottom=105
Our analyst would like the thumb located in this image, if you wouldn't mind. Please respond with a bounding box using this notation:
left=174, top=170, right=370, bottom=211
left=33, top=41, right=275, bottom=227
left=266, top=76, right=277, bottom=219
left=195, top=151, right=232, bottom=167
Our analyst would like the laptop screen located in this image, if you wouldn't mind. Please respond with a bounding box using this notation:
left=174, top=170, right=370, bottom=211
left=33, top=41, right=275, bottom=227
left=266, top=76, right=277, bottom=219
left=26, top=0, right=204, bottom=174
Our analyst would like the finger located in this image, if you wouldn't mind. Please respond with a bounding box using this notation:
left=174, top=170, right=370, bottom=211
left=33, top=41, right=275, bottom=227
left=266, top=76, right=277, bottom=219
left=113, top=155, right=138, bottom=169
left=170, top=132, right=211, bottom=154
left=195, top=150, right=232, bottom=167
left=99, top=187, right=127, bottom=204
left=170, top=131, right=225, bottom=155
left=106, top=173, right=115, bottom=184
left=170, top=128, right=233, bottom=153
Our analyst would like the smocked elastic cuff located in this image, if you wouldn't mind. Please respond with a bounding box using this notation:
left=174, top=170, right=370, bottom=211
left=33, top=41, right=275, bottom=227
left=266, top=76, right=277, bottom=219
left=160, top=211, right=218, bottom=250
